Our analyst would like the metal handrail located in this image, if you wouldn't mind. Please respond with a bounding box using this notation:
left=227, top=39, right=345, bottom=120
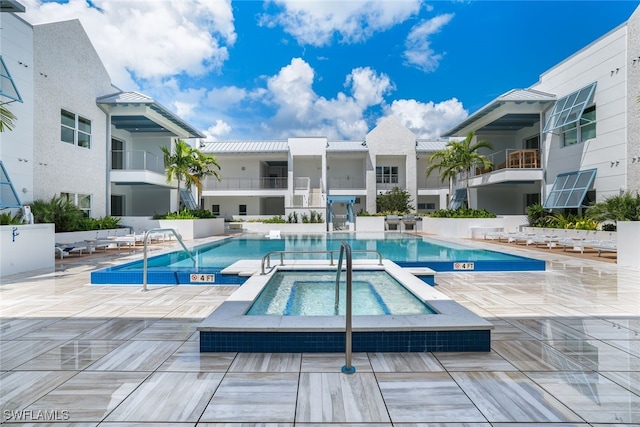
left=142, top=228, right=195, bottom=292
left=336, top=241, right=355, bottom=374
left=260, top=248, right=383, bottom=275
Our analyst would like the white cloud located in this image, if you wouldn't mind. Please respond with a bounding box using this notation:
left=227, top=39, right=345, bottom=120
left=204, top=120, right=233, bottom=141
left=384, top=98, right=468, bottom=139
left=261, top=0, right=422, bottom=46
left=21, top=0, right=236, bottom=89
left=261, top=58, right=393, bottom=139
left=404, top=13, right=454, bottom=72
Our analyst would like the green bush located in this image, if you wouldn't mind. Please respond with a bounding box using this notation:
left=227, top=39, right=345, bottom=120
left=262, top=216, right=286, bottom=224
left=526, top=203, right=549, bottom=227
left=0, top=211, right=23, bottom=225
left=428, top=208, right=496, bottom=218
left=153, top=208, right=216, bottom=220
left=586, top=191, right=640, bottom=222
left=376, top=187, right=414, bottom=214
left=31, top=196, right=86, bottom=232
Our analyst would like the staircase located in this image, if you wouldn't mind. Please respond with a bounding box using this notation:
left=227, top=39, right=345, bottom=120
left=309, top=188, right=324, bottom=207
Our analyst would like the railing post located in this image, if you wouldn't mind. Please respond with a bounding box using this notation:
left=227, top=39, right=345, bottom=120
left=340, top=241, right=355, bottom=374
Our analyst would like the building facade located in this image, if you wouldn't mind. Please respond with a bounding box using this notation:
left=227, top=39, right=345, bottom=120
left=1, top=5, right=203, bottom=218
left=442, top=5, right=640, bottom=214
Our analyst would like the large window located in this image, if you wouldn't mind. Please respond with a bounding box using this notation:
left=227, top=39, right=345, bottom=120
left=376, top=166, right=398, bottom=184
left=61, top=192, right=91, bottom=217
left=543, top=169, right=596, bottom=209
left=0, top=56, right=22, bottom=103
left=543, top=82, right=596, bottom=134
left=561, top=106, right=596, bottom=147
left=0, top=161, right=21, bottom=208
left=61, top=109, right=91, bottom=149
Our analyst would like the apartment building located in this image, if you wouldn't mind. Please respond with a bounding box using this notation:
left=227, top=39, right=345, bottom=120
left=1, top=5, right=203, bottom=218
left=442, top=5, right=640, bottom=214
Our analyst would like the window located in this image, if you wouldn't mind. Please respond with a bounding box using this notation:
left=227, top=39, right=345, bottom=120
left=61, top=192, right=91, bottom=217
left=448, top=189, right=467, bottom=210
left=376, top=166, right=398, bottom=184
left=0, top=161, right=22, bottom=208
left=418, top=202, right=436, bottom=210
left=543, top=169, right=596, bottom=209
left=239, top=204, right=247, bottom=216
left=561, top=106, right=596, bottom=147
left=179, top=189, right=198, bottom=210
left=61, top=109, right=91, bottom=148
left=543, top=82, right=596, bottom=133
left=211, top=204, right=220, bottom=216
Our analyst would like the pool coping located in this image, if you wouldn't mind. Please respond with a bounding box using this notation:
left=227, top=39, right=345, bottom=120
left=198, top=260, right=493, bottom=333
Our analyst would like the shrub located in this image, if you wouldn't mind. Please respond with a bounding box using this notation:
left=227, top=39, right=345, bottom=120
left=376, top=187, right=414, bottom=214
left=30, top=196, right=86, bottom=232
left=301, top=213, right=309, bottom=223
left=0, top=211, right=23, bottom=225
left=287, top=212, right=298, bottom=223
left=428, top=208, right=496, bottom=218
left=526, top=203, right=549, bottom=227
left=586, top=191, right=640, bottom=222
left=262, top=216, right=286, bottom=224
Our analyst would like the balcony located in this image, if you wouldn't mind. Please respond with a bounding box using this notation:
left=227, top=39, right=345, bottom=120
left=468, top=148, right=543, bottom=187
left=327, top=176, right=365, bottom=190
left=203, top=176, right=288, bottom=191
left=473, top=149, right=540, bottom=177
left=111, top=150, right=164, bottom=174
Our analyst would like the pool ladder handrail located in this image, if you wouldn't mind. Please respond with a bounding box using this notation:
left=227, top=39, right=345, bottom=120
left=336, top=241, right=355, bottom=374
left=260, top=248, right=383, bottom=275
left=142, top=228, right=195, bottom=292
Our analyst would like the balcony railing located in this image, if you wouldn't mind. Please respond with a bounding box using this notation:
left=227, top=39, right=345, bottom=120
left=328, top=176, right=365, bottom=190
left=472, top=149, right=540, bottom=176
left=203, top=176, right=288, bottom=190
left=111, top=150, right=164, bottom=174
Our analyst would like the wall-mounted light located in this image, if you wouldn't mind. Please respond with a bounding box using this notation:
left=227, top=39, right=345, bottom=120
left=241, top=166, right=245, bottom=171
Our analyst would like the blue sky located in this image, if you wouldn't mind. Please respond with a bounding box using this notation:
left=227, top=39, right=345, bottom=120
left=22, top=0, right=640, bottom=141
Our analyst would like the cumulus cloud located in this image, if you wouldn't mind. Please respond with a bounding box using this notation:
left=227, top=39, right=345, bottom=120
left=21, top=0, right=236, bottom=89
left=404, top=13, right=454, bottom=72
left=384, top=98, right=468, bottom=139
left=260, top=58, right=393, bottom=139
left=204, top=120, right=233, bottom=141
left=261, top=0, right=422, bottom=46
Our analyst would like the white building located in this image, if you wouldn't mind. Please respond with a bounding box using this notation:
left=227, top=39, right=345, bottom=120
left=200, top=116, right=449, bottom=228
left=1, top=5, right=204, bottom=218
left=442, top=5, right=640, bottom=214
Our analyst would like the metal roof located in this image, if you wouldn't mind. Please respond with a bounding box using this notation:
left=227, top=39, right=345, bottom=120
left=326, top=140, right=368, bottom=152
left=442, top=88, right=556, bottom=137
left=416, top=140, right=447, bottom=152
left=201, top=141, right=289, bottom=154
left=97, top=91, right=204, bottom=138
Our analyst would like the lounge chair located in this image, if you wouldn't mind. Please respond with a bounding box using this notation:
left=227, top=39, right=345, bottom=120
left=526, top=233, right=560, bottom=248
left=55, top=242, right=88, bottom=258
left=588, top=240, right=617, bottom=256
left=401, top=215, right=417, bottom=231
left=265, top=230, right=281, bottom=239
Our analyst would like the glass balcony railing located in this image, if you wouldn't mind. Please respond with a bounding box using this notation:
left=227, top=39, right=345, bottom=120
left=327, top=176, right=365, bottom=189
left=111, top=150, right=164, bottom=174
left=203, top=176, right=288, bottom=190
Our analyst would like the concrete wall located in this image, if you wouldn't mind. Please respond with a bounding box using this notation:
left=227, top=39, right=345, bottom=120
left=0, top=13, right=34, bottom=207
left=627, top=7, right=640, bottom=193
left=33, top=20, right=113, bottom=217
left=0, top=224, right=54, bottom=277
left=118, top=217, right=225, bottom=239
left=421, top=216, right=527, bottom=239
left=617, top=221, right=640, bottom=269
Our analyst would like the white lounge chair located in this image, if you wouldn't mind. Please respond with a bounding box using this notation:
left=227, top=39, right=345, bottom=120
left=526, top=233, right=560, bottom=248
left=588, top=240, right=617, bottom=256
left=265, top=230, right=281, bottom=239
left=55, top=242, right=88, bottom=258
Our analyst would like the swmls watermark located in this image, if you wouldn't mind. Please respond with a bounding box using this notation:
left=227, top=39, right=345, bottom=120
left=3, top=409, right=70, bottom=422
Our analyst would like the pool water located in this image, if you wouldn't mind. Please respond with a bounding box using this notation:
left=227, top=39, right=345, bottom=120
left=91, top=232, right=545, bottom=285
left=246, top=271, right=436, bottom=316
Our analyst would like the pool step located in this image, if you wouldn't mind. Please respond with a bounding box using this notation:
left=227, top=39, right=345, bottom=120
left=404, top=267, right=437, bottom=286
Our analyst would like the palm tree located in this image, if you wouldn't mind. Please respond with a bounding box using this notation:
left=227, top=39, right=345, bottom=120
left=426, top=132, right=493, bottom=208
left=161, top=139, right=221, bottom=209
left=0, top=104, right=17, bottom=132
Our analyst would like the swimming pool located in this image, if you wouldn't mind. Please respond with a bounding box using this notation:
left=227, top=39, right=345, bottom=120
left=198, top=262, right=492, bottom=353
left=91, top=232, right=545, bottom=285
left=247, top=270, right=436, bottom=316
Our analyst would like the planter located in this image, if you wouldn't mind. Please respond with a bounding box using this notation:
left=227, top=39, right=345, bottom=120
left=355, top=216, right=385, bottom=232
left=422, top=216, right=527, bottom=239
left=1, top=224, right=55, bottom=277
left=238, top=222, right=326, bottom=234
left=616, top=221, right=639, bottom=269
left=118, top=217, right=225, bottom=240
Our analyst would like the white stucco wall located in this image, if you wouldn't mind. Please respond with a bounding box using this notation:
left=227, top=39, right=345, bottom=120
left=32, top=20, right=113, bottom=217
left=534, top=23, right=628, bottom=201
left=365, top=116, right=418, bottom=212
left=0, top=13, right=34, bottom=206
left=626, top=7, right=640, bottom=193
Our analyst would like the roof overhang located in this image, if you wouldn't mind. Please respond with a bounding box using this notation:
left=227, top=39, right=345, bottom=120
left=442, top=89, right=556, bottom=137
left=0, top=0, right=25, bottom=12
left=97, top=91, right=204, bottom=138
